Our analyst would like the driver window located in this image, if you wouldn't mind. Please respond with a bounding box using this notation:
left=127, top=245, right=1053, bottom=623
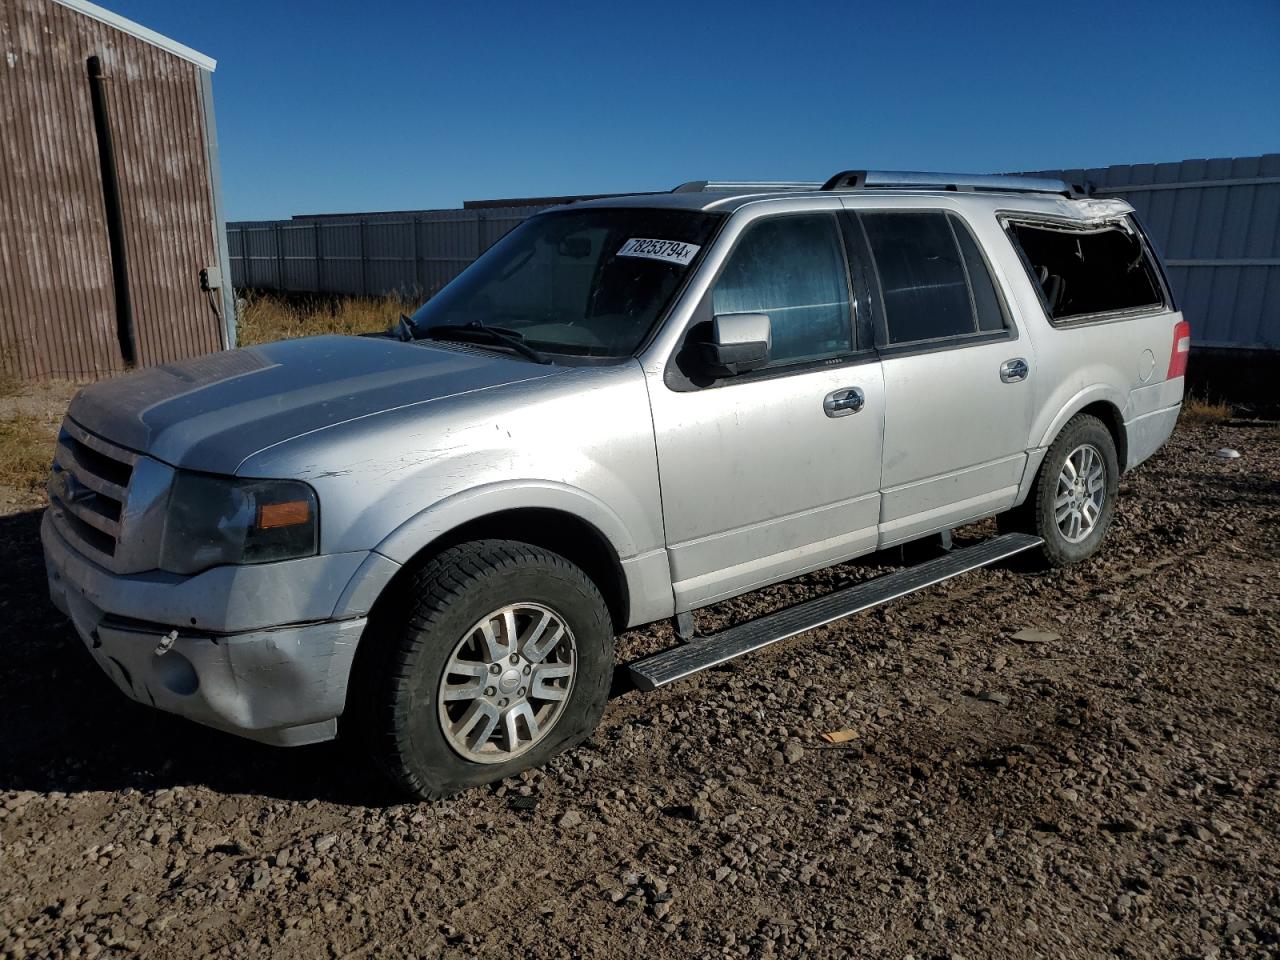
left=711, top=214, right=853, bottom=367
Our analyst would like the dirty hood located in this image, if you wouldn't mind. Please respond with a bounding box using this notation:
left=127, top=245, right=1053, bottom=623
left=68, top=335, right=563, bottom=473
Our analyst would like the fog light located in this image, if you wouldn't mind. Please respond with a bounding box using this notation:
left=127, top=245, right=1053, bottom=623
left=154, top=649, right=199, bottom=696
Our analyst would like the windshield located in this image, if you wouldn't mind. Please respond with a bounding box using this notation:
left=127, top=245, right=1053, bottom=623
left=410, top=207, right=723, bottom=358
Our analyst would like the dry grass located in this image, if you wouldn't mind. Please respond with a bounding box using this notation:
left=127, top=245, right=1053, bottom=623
left=0, top=348, right=21, bottom=399
left=236, top=293, right=408, bottom=346
left=1181, top=392, right=1233, bottom=424
left=0, top=413, right=57, bottom=495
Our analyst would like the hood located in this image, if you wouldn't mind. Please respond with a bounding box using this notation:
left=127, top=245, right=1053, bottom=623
left=68, top=335, right=563, bottom=473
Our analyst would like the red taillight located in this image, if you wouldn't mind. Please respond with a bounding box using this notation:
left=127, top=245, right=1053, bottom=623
left=1167, top=319, right=1191, bottom=379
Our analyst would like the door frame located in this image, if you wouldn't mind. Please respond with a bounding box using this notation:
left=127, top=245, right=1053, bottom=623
left=840, top=204, right=1037, bottom=545
left=639, top=200, right=888, bottom=609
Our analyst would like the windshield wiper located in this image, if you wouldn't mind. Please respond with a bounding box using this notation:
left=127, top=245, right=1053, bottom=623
left=422, top=320, right=551, bottom=365
left=394, top=313, right=422, bottom=341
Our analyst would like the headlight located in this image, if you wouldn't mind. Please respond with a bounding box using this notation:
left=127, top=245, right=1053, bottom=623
left=159, top=473, right=319, bottom=574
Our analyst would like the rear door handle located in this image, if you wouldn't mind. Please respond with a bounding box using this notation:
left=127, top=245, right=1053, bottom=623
left=823, top=386, right=864, bottom=417
left=1000, top=358, right=1029, bottom=383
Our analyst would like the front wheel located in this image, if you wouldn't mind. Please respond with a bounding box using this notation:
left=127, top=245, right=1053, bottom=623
left=355, top=539, right=614, bottom=800
left=1000, top=413, right=1120, bottom=567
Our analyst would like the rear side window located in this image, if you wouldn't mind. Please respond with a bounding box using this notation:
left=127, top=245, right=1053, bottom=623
left=860, top=211, right=1008, bottom=345
left=1007, top=218, right=1165, bottom=322
left=712, top=214, right=853, bottom=366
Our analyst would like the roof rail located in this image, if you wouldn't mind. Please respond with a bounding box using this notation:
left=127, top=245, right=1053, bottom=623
left=820, top=170, right=1081, bottom=198
left=672, top=180, right=823, bottom=194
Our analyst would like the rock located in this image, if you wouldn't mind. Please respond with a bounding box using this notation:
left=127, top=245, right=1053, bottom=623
left=1102, top=818, right=1144, bottom=834
left=977, top=691, right=1010, bottom=707
left=1053, top=787, right=1079, bottom=803
left=1011, top=629, right=1058, bottom=645
left=557, top=810, right=583, bottom=830
left=783, top=742, right=805, bottom=765
left=314, top=834, right=338, bottom=854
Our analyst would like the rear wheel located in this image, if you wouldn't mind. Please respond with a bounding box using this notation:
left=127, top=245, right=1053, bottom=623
left=1000, top=414, right=1119, bottom=567
left=355, top=540, right=614, bottom=800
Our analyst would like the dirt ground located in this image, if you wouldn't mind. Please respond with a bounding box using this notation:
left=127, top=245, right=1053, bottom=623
left=1, top=416, right=1277, bottom=960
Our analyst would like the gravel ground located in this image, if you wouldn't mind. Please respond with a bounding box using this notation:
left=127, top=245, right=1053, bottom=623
left=1, top=417, right=1277, bottom=960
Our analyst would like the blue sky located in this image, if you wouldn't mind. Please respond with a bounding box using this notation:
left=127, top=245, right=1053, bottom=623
left=107, top=0, right=1280, bottom=221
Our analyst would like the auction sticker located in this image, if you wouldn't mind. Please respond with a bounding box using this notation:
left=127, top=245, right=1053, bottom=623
left=616, top=238, right=700, bottom=266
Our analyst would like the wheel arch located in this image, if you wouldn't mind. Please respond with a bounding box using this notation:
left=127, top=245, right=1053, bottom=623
left=343, top=482, right=639, bottom=634
left=1035, top=386, right=1129, bottom=470
left=387, top=507, right=631, bottom=632
left=1075, top=400, right=1128, bottom=471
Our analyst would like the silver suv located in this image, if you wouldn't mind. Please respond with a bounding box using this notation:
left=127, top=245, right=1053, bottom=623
left=43, top=171, right=1187, bottom=798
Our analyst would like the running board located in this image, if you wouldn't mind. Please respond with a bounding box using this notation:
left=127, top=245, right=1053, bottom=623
left=628, top=532, right=1043, bottom=692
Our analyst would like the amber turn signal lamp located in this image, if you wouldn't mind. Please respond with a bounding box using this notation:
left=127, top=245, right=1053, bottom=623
left=257, top=500, right=311, bottom=529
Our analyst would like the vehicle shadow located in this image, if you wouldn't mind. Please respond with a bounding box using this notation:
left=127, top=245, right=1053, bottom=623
left=4, top=506, right=1045, bottom=802
left=0, top=508, right=399, bottom=806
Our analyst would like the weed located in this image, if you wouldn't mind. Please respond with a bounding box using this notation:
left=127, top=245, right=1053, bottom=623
left=1181, top=392, right=1232, bottom=424
left=236, top=293, right=408, bottom=346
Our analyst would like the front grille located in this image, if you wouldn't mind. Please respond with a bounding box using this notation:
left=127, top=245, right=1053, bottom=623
left=47, top=419, right=137, bottom=564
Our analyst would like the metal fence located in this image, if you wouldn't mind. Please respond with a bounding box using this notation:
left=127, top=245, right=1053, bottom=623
left=227, top=206, right=546, bottom=301
left=227, top=153, right=1280, bottom=351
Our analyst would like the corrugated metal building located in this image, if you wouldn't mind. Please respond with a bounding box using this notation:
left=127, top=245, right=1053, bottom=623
left=228, top=156, right=1279, bottom=360
left=0, top=0, right=234, bottom=380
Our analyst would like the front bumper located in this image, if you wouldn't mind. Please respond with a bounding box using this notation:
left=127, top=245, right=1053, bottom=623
left=42, top=512, right=365, bottom=746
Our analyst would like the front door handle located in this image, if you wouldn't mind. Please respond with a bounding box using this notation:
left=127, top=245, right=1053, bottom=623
left=823, top=386, right=864, bottom=418
left=1000, top=358, right=1029, bottom=383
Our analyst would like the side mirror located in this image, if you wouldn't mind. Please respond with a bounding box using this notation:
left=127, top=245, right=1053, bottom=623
left=698, top=313, right=771, bottom=376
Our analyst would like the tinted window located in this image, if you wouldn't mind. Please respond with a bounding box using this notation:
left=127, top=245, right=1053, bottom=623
left=953, top=220, right=1006, bottom=333
left=1008, top=219, right=1164, bottom=321
left=712, top=214, right=853, bottom=366
left=861, top=212, right=971, bottom=343
left=860, top=212, right=1008, bottom=345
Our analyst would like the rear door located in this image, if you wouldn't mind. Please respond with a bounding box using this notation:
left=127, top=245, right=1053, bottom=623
left=848, top=208, right=1034, bottom=547
left=646, top=210, right=885, bottom=610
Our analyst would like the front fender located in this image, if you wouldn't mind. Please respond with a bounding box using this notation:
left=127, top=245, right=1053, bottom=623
left=374, top=479, right=641, bottom=563
left=328, top=480, right=659, bottom=623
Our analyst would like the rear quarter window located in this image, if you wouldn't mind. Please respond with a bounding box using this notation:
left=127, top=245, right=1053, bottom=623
left=1006, top=217, right=1167, bottom=323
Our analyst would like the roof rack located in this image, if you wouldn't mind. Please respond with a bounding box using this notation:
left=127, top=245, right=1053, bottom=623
left=672, top=180, right=823, bottom=194
left=820, top=170, right=1081, bottom=198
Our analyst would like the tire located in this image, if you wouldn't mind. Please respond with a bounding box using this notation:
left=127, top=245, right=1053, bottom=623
left=999, top=414, right=1120, bottom=568
left=353, top=539, right=614, bottom=800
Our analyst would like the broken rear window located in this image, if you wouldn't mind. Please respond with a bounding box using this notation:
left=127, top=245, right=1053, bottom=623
left=1007, top=218, right=1166, bottom=322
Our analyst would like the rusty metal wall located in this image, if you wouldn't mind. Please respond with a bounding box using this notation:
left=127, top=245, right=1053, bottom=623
left=0, top=0, right=225, bottom=380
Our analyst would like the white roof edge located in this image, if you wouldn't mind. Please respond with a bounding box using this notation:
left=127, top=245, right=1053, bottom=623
left=53, top=0, right=216, bottom=71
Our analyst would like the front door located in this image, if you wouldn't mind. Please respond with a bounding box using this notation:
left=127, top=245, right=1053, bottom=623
left=646, top=211, right=885, bottom=610
left=850, top=208, right=1034, bottom=546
